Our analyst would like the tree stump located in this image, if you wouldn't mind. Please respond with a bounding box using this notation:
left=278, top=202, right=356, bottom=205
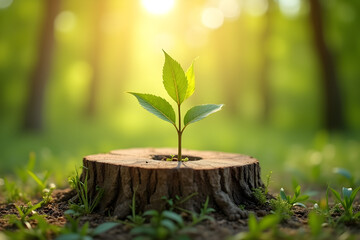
left=82, top=148, right=264, bottom=220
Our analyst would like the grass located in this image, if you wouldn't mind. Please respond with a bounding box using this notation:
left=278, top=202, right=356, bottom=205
left=0, top=114, right=359, bottom=191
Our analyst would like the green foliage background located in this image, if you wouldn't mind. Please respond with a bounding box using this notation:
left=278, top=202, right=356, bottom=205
left=0, top=0, right=359, bottom=188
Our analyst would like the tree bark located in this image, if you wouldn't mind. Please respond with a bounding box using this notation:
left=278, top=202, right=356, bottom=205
left=82, top=148, right=264, bottom=220
left=23, top=0, right=60, bottom=131
left=308, top=0, right=344, bottom=130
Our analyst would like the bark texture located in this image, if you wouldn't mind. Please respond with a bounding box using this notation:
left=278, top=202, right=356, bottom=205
left=82, top=148, right=264, bottom=220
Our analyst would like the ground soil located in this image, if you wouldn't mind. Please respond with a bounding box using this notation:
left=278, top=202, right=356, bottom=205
left=1, top=189, right=360, bottom=240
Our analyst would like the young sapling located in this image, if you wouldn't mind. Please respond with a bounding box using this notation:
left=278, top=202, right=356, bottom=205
left=129, top=50, right=223, bottom=161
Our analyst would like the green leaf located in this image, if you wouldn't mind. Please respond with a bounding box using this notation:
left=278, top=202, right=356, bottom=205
left=333, top=168, right=353, bottom=180
left=185, top=61, right=195, bottom=100
left=184, top=104, right=223, bottom=126
left=258, top=214, right=279, bottom=231
left=27, top=170, right=46, bottom=189
left=129, top=93, right=176, bottom=125
left=329, top=187, right=344, bottom=206
left=92, top=222, right=119, bottom=235
left=280, top=188, right=287, bottom=201
left=162, top=50, right=188, bottom=105
left=350, top=186, right=360, bottom=203
left=247, top=213, right=258, bottom=233
left=162, top=211, right=184, bottom=226
left=293, top=202, right=307, bottom=208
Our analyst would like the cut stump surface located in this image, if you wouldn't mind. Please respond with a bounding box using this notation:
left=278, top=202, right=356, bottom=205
left=82, top=148, right=264, bottom=220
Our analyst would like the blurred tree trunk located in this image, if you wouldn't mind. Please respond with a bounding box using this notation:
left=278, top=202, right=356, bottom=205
left=259, top=0, right=274, bottom=123
left=23, top=0, right=60, bottom=131
left=86, top=0, right=107, bottom=117
left=308, top=0, right=344, bottom=130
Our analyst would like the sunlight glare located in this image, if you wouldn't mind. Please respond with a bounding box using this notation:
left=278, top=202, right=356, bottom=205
left=245, top=0, right=268, bottom=17
left=219, top=0, right=241, bottom=19
left=201, top=8, right=224, bottom=29
left=141, top=0, right=175, bottom=15
left=278, top=0, right=301, bottom=17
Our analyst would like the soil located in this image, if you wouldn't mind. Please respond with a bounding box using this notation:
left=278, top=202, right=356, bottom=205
left=1, top=189, right=360, bottom=239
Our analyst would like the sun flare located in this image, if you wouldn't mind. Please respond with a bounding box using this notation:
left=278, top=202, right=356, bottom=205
left=141, top=0, right=175, bottom=15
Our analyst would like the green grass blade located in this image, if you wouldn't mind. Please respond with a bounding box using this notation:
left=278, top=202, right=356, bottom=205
left=27, top=170, right=46, bottom=189
left=329, top=187, right=344, bottom=206
left=92, top=222, right=119, bottom=236
left=129, top=93, right=176, bottom=125
left=162, top=50, right=188, bottom=104
left=184, top=104, right=223, bottom=126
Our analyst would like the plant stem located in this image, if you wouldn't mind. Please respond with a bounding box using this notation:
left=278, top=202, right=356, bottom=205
left=177, top=104, right=182, bottom=161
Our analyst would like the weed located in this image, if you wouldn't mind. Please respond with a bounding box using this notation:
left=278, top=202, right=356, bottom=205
left=279, top=185, right=309, bottom=207
left=6, top=201, right=43, bottom=229
left=125, top=186, right=146, bottom=227
left=252, top=188, right=267, bottom=206
left=2, top=177, right=24, bottom=203
left=68, top=167, right=104, bottom=215
left=5, top=215, right=59, bottom=240
left=130, top=210, right=190, bottom=240
left=269, top=198, right=292, bottom=221
left=328, top=186, right=360, bottom=222
left=56, top=214, right=118, bottom=240
left=162, top=192, right=198, bottom=213
left=129, top=50, right=223, bottom=161
left=190, top=196, right=215, bottom=226
left=230, top=213, right=280, bottom=240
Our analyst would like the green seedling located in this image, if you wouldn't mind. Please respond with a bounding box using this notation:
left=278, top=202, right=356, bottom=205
left=7, top=201, right=43, bottom=228
left=2, top=177, right=24, bottom=203
left=279, top=185, right=309, bottom=207
left=68, top=167, right=104, bottom=215
left=190, top=196, right=215, bottom=226
left=252, top=171, right=272, bottom=206
left=231, top=213, right=280, bottom=240
left=269, top=198, right=292, bottom=221
left=5, top=215, right=59, bottom=240
left=125, top=186, right=146, bottom=227
left=329, top=186, right=360, bottom=222
left=130, top=210, right=190, bottom=240
left=56, top=214, right=118, bottom=240
left=162, top=192, right=198, bottom=213
left=129, top=50, right=223, bottom=161
left=253, top=188, right=267, bottom=206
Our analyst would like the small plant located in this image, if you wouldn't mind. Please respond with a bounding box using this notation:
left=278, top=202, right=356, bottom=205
left=162, top=192, right=198, bottom=213
left=279, top=185, right=309, bottom=207
left=253, top=188, right=267, bottom=206
left=2, top=177, right=24, bottom=203
left=68, top=167, right=104, bottom=215
left=190, top=196, right=215, bottom=226
left=6, top=201, right=43, bottom=228
left=329, top=186, right=360, bottom=222
left=129, top=50, right=223, bottom=161
left=5, top=214, right=59, bottom=240
left=252, top=171, right=272, bottom=205
left=130, top=210, right=190, bottom=240
left=125, top=186, right=146, bottom=227
left=56, top=214, right=118, bottom=240
left=269, top=198, right=292, bottom=221
left=230, top=213, right=280, bottom=240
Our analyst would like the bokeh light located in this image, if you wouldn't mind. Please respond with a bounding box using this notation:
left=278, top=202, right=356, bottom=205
left=201, top=7, right=224, bottom=29
left=141, top=0, right=175, bottom=15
